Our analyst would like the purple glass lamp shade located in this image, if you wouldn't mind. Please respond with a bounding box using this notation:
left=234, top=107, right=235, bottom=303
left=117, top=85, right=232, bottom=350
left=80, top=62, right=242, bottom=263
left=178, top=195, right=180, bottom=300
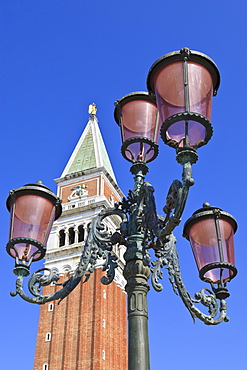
left=6, top=181, right=62, bottom=264
left=114, top=92, right=159, bottom=163
left=183, top=203, right=237, bottom=285
left=147, top=48, right=220, bottom=149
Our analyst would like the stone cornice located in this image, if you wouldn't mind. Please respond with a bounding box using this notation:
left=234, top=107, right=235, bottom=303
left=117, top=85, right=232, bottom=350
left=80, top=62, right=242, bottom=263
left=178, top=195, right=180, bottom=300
left=59, top=199, right=108, bottom=218
left=45, top=242, right=83, bottom=260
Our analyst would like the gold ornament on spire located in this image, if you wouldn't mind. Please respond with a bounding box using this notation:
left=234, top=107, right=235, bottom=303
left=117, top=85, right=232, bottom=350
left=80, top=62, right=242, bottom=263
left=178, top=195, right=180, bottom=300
left=88, top=103, right=97, bottom=115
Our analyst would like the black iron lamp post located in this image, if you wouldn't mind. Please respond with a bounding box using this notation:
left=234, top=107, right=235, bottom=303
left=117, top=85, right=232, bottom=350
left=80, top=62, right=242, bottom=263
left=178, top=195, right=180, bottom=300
left=6, top=48, right=237, bottom=370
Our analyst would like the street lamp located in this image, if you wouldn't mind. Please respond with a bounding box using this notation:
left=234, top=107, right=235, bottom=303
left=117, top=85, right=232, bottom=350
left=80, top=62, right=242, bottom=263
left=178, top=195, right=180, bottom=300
left=114, top=91, right=160, bottom=163
left=183, top=202, right=237, bottom=300
left=147, top=47, right=219, bottom=151
left=6, top=181, right=62, bottom=275
left=6, top=48, right=237, bottom=370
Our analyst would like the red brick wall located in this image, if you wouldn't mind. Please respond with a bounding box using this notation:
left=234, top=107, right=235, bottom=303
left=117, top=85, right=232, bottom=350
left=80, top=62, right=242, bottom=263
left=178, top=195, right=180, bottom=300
left=34, top=269, right=128, bottom=370
left=103, top=181, right=120, bottom=204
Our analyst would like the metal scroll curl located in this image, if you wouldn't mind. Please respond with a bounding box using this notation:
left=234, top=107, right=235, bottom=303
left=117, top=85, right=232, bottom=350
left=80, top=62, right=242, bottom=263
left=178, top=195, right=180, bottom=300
left=151, top=233, right=229, bottom=325
left=100, top=253, right=118, bottom=285
left=28, top=268, right=61, bottom=297
left=92, top=208, right=127, bottom=285
left=159, top=162, right=195, bottom=239
left=151, top=236, right=174, bottom=292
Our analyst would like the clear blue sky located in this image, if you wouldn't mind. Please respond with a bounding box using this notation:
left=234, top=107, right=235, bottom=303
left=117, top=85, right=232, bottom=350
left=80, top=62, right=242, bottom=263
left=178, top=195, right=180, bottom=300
left=1, top=1, right=246, bottom=369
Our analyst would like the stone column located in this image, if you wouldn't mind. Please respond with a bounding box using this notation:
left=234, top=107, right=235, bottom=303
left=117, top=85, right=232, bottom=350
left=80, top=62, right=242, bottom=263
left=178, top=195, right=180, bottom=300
left=65, top=228, right=69, bottom=246
left=74, top=226, right=79, bottom=244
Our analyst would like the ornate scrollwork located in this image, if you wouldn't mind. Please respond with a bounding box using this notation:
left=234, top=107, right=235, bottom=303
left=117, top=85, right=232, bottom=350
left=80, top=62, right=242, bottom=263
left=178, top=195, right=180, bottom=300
left=137, top=182, right=160, bottom=235
left=151, top=233, right=229, bottom=325
left=28, top=268, right=60, bottom=297
left=163, top=180, right=183, bottom=217
left=159, top=162, right=194, bottom=239
left=100, top=253, right=118, bottom=285
left=151, top=236, right=174, bottom=292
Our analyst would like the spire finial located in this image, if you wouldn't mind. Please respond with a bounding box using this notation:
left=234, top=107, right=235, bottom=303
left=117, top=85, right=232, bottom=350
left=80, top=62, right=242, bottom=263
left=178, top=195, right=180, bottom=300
left=88, top=103, right=97, bottom=116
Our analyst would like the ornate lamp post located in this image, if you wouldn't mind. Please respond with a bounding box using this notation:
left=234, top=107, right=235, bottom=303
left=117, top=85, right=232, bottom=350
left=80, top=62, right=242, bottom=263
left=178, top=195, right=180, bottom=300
left=6, top=48, right=237, bottom=370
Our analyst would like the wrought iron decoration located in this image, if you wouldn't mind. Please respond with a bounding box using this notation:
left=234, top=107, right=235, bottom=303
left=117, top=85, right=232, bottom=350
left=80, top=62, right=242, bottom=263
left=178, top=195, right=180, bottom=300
left=10, top=151, right=231, bottom=325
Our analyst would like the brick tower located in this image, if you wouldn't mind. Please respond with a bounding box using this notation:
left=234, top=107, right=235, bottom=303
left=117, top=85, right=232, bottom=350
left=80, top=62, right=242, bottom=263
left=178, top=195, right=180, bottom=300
left=34, top=104, right=128, bottom=370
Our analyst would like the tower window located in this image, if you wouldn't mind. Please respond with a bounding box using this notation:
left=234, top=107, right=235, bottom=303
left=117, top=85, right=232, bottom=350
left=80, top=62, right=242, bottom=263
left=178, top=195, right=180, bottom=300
left=59, top=230, right=65, bottom=247
left=69, top=227, right=75, bottom=245
left=45, top=333, right=51, bottom=342
left=103, top=290, right=106, bottom=299
left=43, top=364, right=49, bottom=370
left=102, top=319, right=106, bottom=328
left=78, top=225, right=84, bottom=242
left=48, top=303, right=54, bottom=312
left=102, top=350, right=106, bottom=361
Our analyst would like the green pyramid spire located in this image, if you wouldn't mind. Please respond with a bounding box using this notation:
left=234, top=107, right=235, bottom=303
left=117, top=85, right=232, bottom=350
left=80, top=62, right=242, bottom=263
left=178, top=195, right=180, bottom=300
left=61, top=104, right=116, bottom=182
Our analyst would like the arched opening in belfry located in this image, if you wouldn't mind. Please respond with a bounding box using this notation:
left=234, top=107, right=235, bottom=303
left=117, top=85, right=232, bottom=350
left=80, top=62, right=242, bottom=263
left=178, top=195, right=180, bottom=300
left=78, top=225, right=84, bottom=242
left=69, top=227, right=75, bottom=245
left=59, top=230, right=65, bottom=247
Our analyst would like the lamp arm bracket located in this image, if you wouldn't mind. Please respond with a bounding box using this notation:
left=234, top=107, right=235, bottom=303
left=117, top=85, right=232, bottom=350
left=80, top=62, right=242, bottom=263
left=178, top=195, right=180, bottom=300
left=11, top=208, right=128, bottom=305
left=159, top=162, right=194, bottom=239
left=151, top=234, right=229, bottom=325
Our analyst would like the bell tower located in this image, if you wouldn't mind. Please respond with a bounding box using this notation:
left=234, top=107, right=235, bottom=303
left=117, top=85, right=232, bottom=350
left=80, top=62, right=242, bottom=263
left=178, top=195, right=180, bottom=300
left=34, top=105, right=128, bottom=370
